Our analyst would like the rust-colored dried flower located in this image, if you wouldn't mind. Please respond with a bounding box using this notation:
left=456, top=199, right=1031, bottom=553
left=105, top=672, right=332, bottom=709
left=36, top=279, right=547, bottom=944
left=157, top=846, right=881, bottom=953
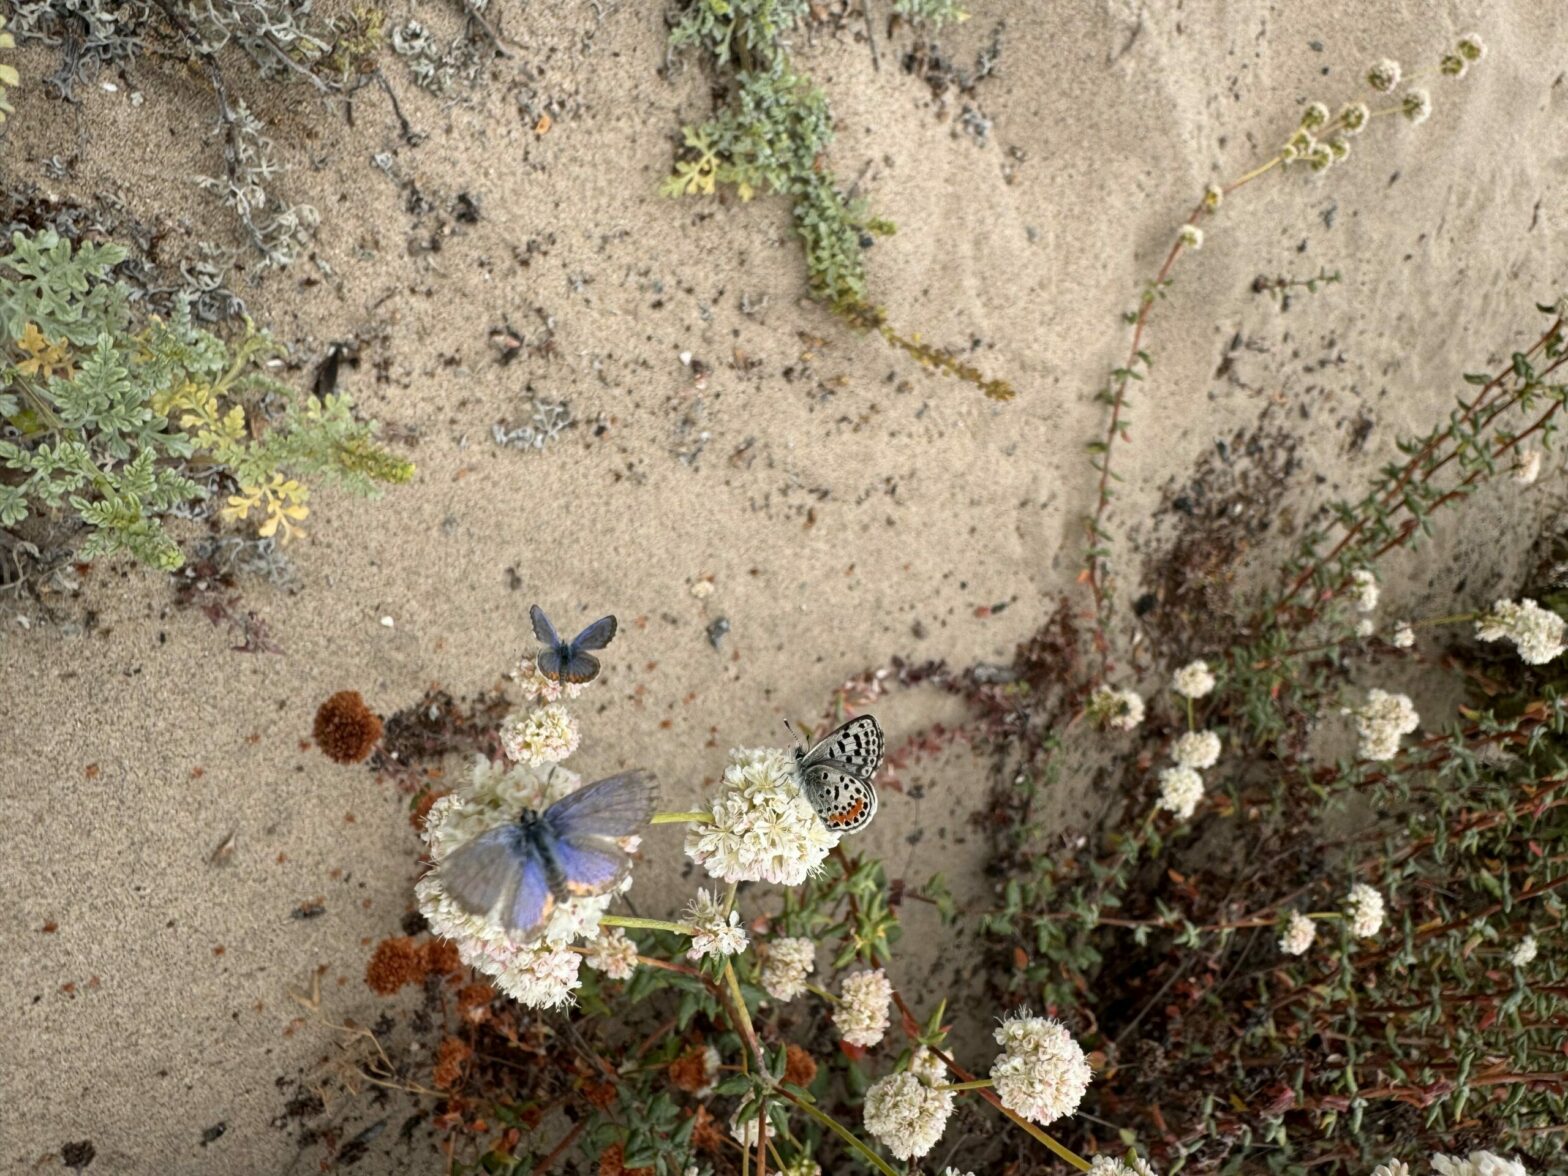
left=783, top=1042, right=818, bottom=1088
left=456, top=981, right=495, bottom=1023
left=313, top=691, right=383, bottom=764
left=422, top=937, right=461, bottom=978
left=597, top=1143, right=652, bottom=1176
left=582, top=1080, right=618, bottom=1109
left=668, top=1045, right=714, bottom=1094
left=365, top=936, right=422, bottom=995
left=432, top=1036, right=472, bottom=1090
left=689, top=1106, right=724, bottom=1153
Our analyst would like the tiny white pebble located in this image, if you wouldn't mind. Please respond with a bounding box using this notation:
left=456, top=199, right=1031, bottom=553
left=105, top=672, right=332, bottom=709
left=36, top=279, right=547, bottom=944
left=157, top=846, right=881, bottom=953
left=15, top=615, right=31, bottom=629
left=691, top=579, right=715, bottom=599
left=101, top=81, right=118, bottom=93
left=679, top=350, right=693, bottom=366
left=380, top=615, right=396, bottom=628
left=130, top=92, right=144, bottom=107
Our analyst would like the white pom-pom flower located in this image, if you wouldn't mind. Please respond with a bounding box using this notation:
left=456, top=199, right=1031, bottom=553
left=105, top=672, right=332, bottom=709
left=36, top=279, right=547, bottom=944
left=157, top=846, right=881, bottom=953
left=498, top=704, right=580, bottom=766
left=834, top=968, right=893, bottom=1047
left=1173, top=730, right=1221, bottom=770
left=1346, top=689, right=1419, bottom=761
left=685, top=747, right=838, bottom=885
left=1172, top=660, right=1216, bottom=699
left=1476, top=599, right=1566, bottom=665
left=989, top=1011, right=1091, bottom=1126
left=686, top=888, right=748, bottom=961
left=1510, top=935, right=1538, bottom=968
left=1088, top=685, right=1145, bottom=731
left=584, top=927, right=639, bottom=980
left=760, top=936, right=816, bottom=1002
left=1278, top=910, right=1316, bottom=956
left=1345, top=883, right=1386, bottom=938
left=1156, top=765, right=1204, bottom=820
left=862, top=1070, right=954, bottom=1160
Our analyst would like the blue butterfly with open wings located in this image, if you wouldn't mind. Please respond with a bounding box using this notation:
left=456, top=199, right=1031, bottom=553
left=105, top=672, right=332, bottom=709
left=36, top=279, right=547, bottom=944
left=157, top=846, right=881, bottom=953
left=440, top=769, right=659, bottom=938
left=530, top=604, right=618, bottom=684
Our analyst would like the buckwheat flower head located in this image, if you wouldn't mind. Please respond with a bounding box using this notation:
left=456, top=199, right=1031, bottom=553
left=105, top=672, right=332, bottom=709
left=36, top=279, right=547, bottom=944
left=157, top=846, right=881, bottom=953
left=498, top=704, right=580, bottom=766
left=943, top=1170, right=978, bottom=1176
left=1510, top=935, right=1539, bottom=968
left=1203, top=182, right=1223, bottom=210
left=1368, top=58, right=1401, bottom=92
left=990, top=1011, right=1091, bottom=1126
left=1178, top=224, right=1203, bottom=250
left=760, top=936, right=816, bottom=1002
left=862, top=1071, right=954, bottom=1160
left=1279, top=910, right=1317, bottom=956
left=1341, top=101, right=1370, bottom=133
left=1513, top=449, right=1542, bottom=485
left=1371, top=1163, right=1410, bottom=1176
left=1402, top=88, right=1432, bottom=125
left=1476, top=599, right=1567, bottom=665
left=1393, top=623, right=1416, bottom=649
left=779, top=1160, right=820, bottom=1176
left=1090, top=1158, right=1158, bottom=1176
left=686, top=888, right=748, bottom=960
left=417, top=760, right=634, bottom=1007
left=1346, top=882, right=1386, bottom=938
left=1172, top=659, right=1215, bottom=699
left=1306, top=141, right=1336, bottom=172
left=909, top=1044, right=947, bottom=1086
left=1346, top=689, right=1419, bottom=761
left=1327, top=136, right=1351, bottom=162
left=584, top=927, right=638, bottom=980
left=1173, top=730, right=1221, bottom=770
left=1457, top=33, right=1486, bottom=62
left=1432, top=1152, right=1528, bottom=1176
left=1088, top=684, right=1145, bottom=731
left=1300, top=100, right=1329, bottom=130
left=514, top=656, right=585, bottom=703
left=1350, top=569, right=1379, bottom=611
left=730, top=1110, right=763, bottom=1148
left=1156, top=765, right=1204, bottom=820
left=685, top=747, right=838, bottom=885
left=1440, top=51, right=1468, bottom=78
left=834, top=968, right=893, bottom=1047
left=1356, top=618, right=1376, bottom=639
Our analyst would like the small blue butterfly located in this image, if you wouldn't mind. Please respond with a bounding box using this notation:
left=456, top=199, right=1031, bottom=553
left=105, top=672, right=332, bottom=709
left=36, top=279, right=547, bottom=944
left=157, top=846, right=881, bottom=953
left=530, top=604, right=618, bottom=684
left=440, top=770, right=659, bottom=938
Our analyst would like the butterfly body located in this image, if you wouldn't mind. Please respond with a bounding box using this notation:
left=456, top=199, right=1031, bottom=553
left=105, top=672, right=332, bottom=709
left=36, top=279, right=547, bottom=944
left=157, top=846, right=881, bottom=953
left=440, top=770, right=658, bottom=939
left=793, top=715, right=884, bottom=834
left=530, top=604, right=617, bottom=683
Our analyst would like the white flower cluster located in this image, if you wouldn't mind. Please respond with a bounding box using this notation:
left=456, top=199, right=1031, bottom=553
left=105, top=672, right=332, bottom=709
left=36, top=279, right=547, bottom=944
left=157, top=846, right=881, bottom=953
left=1088, top=685, right=1145, bottom=731
left=1350, top=569, right=1380, bottom=612
left=1392, top=622, right=1416, bottom=649
left=760, top=936, right=816, bottom=1002
left=1089, top=1157, right=1159, bottom=1176
left=1278, top=910, right=1317, bottom=956
left=1171, top=660, right=1215, bottom=699
left=1345, top=882, right=1387, bottom=938
left=1173, top=730, right=1221, bottom=770
left=1347, top=688, right=1420, bottom=761
left=1513, top=449, right=1543, bottom=485
left=1177, top=224, right=1203, bottom=250
left=416, top=759, right=632, bottom=1008
left=584, top=927, right=639, bottom=980
left=1156, top=765, right=1205, bottom=821
left=1433, top=1152, right=1529, bottom=1176
left=834, top=968, right=893, bottom=1047
left=1476, top=599, right=1567, bottom=665
left=862, top=1069, right=954, bottom=1161
left=685, top=747, right=838, bottom=885
left=1510, top=935, right=1538, bottom=969
left=1372, top=1164, right=1411, bottom=1176
left=989, top=1011, right=1091, bottom=1126
left=498, top=703, right=580, bottom=766
left=513, top=655, right=586, bottom=703
left=685, top=888, right=748, bottom=961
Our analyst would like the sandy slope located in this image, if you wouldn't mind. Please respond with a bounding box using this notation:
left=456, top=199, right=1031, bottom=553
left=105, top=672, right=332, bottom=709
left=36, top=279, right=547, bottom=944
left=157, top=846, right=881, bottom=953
left=2, top=1, right=1565, bottom=1170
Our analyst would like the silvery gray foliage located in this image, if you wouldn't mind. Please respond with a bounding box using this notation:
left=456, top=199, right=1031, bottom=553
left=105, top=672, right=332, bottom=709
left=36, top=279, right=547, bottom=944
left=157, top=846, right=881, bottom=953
left=193, top=97, right=319, bottom=269
left=492, top=398, right=572, bottom=451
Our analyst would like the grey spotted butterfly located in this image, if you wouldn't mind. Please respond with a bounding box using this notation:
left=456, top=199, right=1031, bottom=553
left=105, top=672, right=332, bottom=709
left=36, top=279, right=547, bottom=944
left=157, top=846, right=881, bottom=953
left=790, top=715, right=884, bottom=834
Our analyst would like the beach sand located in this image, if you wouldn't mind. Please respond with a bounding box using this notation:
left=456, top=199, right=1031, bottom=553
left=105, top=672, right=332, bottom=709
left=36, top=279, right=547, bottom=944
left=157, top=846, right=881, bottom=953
left=3, top=1, right=1565, bottom=1170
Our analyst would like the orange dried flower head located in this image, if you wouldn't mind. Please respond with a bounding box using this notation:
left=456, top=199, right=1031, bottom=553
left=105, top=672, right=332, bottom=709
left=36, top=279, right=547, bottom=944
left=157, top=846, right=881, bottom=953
left=689, top=1106, right=723, bottom=1154
left=314, top=691, right=383, bottom=764
left=582, top=1080, right=618, bottom=1109
left=783, top=1043, right=818, bottom=1088
left=422, top=937, right=461, bottom=978
left=456, top=981, right=496, bottom=1023
left=410, top=788, right=449, bottom=832
left=432, top=1036, right=473, bottom=1090
left=598, top=1142, right=652, bottom=1176
left=365, top=936, right=422, bottom=995
left=668, top=1045, right=715, bottom=1094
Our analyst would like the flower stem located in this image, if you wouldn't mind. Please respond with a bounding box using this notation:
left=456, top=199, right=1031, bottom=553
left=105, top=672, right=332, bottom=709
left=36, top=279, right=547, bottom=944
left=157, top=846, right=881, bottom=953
left=935, top=1078, right=995, bottom=1092
left=601, top=915, right=696, bottom=935
left=723, top=960, right=768, bottom=1072
left=651, top=810, right=711, bottom=825
left=777, top=1088, right=901, bottom=1176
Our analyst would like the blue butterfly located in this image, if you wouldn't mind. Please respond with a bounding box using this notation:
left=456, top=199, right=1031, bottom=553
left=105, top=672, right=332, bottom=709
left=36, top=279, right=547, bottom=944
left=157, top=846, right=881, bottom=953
left=530, top=604, right=618, bottom=683
left=440, top=770, right=659, bottom=938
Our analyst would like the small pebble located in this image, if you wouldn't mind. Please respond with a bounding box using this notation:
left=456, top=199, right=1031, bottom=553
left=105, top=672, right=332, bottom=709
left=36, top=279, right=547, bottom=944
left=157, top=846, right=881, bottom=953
left=379, top=616, right=395, bottom=628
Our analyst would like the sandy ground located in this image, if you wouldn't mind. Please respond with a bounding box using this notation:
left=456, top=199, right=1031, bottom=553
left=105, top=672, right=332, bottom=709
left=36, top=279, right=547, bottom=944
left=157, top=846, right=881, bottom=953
left=3, top=1, right=1567, bottom=1170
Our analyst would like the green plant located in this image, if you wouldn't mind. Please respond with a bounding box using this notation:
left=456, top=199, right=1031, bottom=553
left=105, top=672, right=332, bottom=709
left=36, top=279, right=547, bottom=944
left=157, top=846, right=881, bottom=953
left=0, top=14, right=19, bottom=124
left=0, top=229, right=412, bottom=570
left=664, top=0, right=1015, bottom=400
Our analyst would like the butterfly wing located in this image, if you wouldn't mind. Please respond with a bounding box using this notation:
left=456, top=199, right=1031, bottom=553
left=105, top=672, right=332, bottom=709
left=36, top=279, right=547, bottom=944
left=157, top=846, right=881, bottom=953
left=556, top=650, right=602, bottom=684
left=547, top=833, right=634, bottom=897
left=504, top=850, right=556, bottom=938
left=802, top=765, right=878, bottom=834
left=530, top=604, right=562, bottom=648
left=802, top=715, right=885, bottom=780
left=442, top=824, right=524, bottom=916
left=569, top=615, right=618, bottom=652
left=543, top=770, right=659, bottom=838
